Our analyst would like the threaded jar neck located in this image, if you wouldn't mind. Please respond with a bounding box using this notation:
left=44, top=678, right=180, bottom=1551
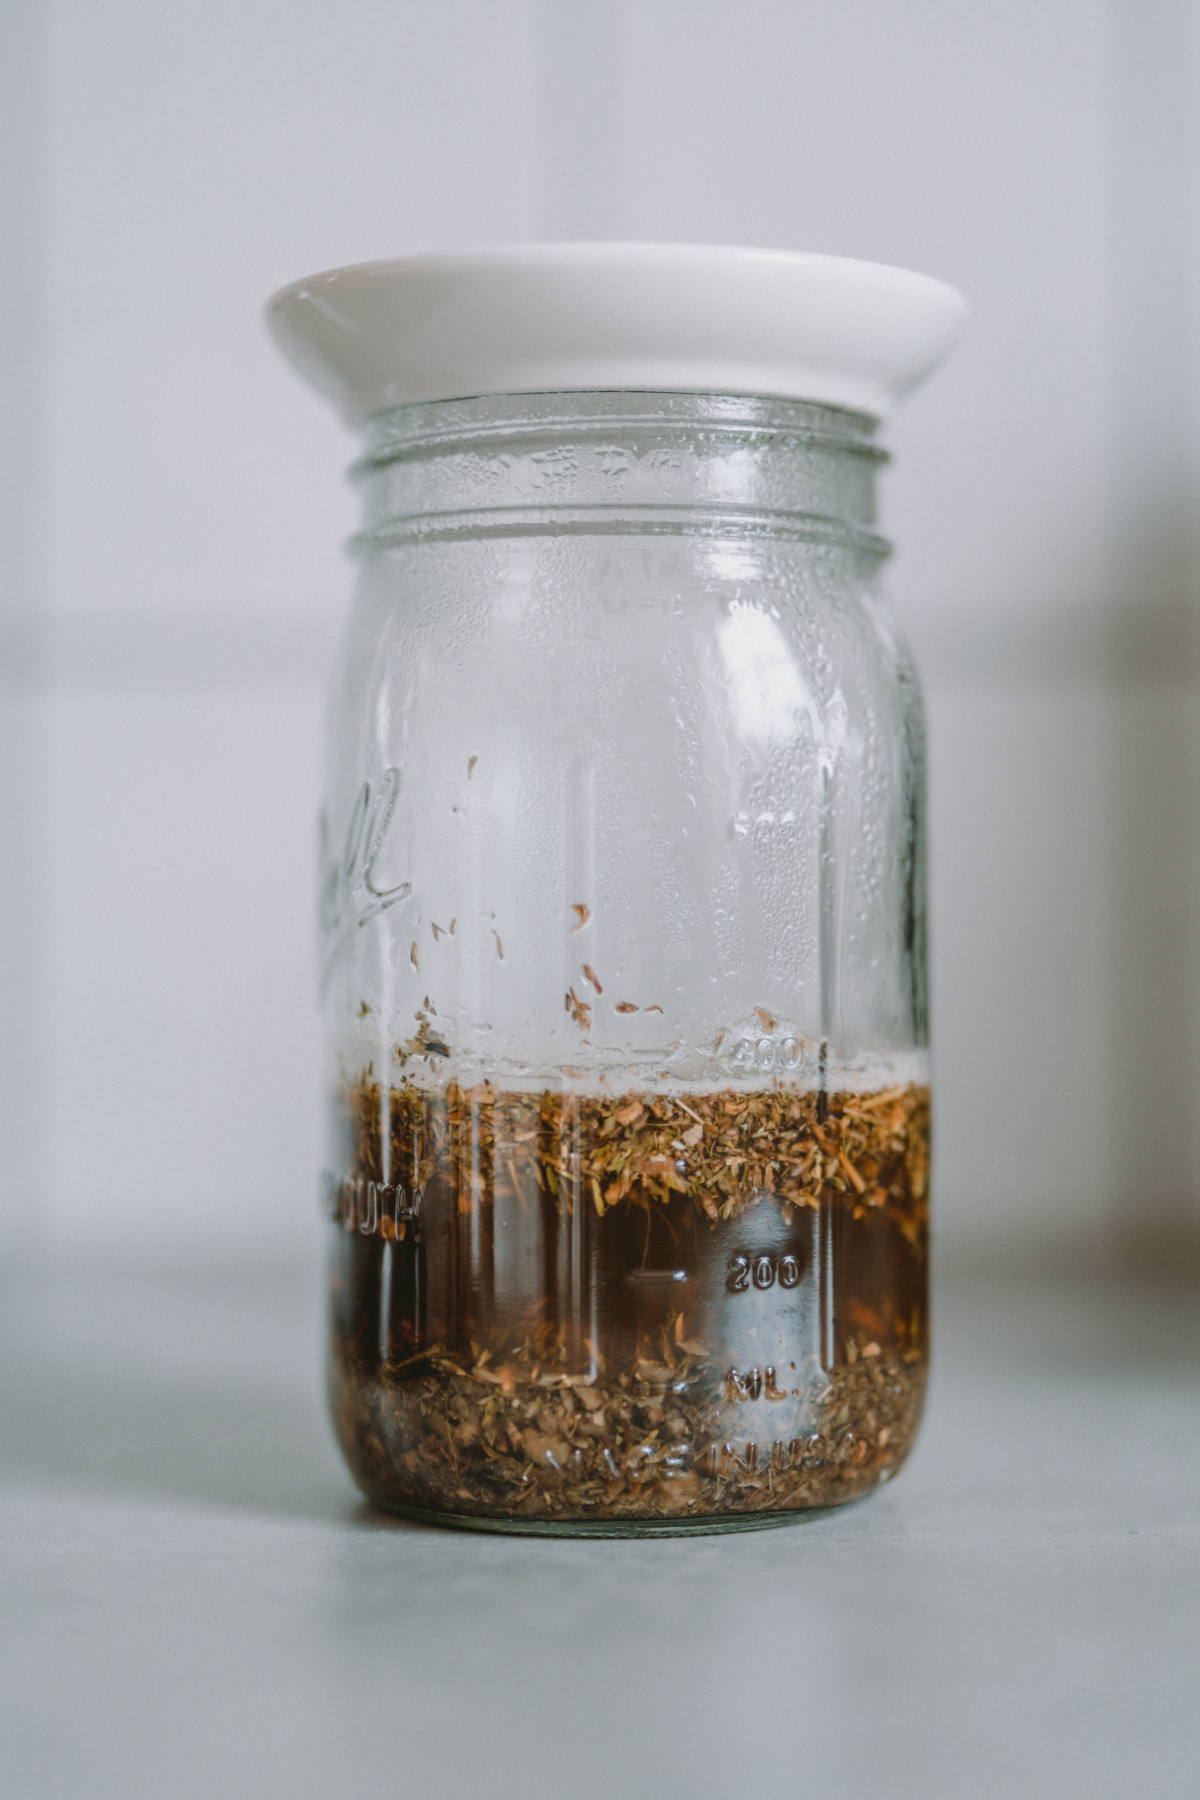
left=351, top=390, right=888, bottom=554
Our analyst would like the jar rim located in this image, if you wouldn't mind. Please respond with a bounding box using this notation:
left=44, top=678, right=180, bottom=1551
left=352, top=390, right=887, bottom=473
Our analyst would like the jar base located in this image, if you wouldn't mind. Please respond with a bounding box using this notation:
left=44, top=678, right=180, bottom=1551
left=366, top=1495, right=861, bottom=1538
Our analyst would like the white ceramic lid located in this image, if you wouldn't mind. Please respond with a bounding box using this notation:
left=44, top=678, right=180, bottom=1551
left=266, top=242, right=966, bottom=422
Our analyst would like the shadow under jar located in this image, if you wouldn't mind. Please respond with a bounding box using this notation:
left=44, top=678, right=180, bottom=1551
left=269, top=248, right=962, bottom=1534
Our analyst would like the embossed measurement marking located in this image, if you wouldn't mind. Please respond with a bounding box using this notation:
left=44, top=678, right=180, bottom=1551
left=726, top=1250, right=804, bottom=1293
left=703, top=1439, right=813, bottom=1476
left=725, top=1365, right=795, bottom=1402
left=324, top=1172, right=422, bottom=1236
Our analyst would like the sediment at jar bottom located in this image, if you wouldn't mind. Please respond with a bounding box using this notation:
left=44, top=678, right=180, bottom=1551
left=326, top=1079, right=929, bottom=1525
left=330, top=1337, right=926, bottom=1524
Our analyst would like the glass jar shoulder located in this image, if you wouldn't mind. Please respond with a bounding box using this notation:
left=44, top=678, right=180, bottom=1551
left=325, top=531, right=918, bottom=788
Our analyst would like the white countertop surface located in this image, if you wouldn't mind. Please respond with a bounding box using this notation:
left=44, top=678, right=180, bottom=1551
left=2, top=1258, right=1198, bottom=1800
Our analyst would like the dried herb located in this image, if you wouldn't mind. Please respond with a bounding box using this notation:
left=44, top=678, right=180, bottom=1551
left=327, top=1079, right=929, bottom=1529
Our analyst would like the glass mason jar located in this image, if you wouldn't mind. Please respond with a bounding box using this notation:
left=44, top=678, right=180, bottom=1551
left=269, top=247, right=963, bottom=1534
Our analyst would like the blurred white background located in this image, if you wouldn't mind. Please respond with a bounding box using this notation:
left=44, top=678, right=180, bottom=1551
left=3, top=0, right=1200, bottom=1270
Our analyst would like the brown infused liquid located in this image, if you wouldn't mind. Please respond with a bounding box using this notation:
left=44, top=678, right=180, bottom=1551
left=326, top=1079, right=929, bottom=1530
